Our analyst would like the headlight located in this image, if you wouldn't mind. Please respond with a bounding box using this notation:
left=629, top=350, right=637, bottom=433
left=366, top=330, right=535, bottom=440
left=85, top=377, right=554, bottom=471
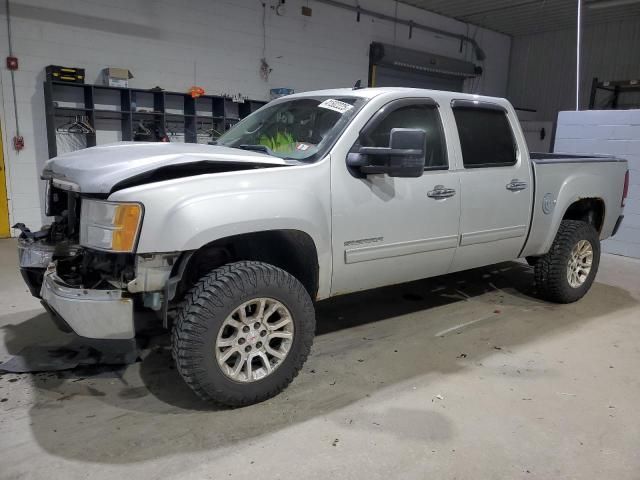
left=80, top=200, right=143, bottom=252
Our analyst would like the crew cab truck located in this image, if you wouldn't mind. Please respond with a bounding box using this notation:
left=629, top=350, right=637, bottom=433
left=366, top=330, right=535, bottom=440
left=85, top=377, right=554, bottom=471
left=17, top=87, right=629, bottom=406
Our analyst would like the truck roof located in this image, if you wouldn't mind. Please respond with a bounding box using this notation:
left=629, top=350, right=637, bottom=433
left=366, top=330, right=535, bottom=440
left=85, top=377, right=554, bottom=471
left=284, top=87, right=511, bottom=108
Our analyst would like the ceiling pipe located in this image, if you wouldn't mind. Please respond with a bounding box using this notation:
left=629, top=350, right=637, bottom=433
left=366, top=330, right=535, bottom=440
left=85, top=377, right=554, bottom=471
left=587, top=0, right=640, bottom=9
left=313, top=0, right=486, bottom=61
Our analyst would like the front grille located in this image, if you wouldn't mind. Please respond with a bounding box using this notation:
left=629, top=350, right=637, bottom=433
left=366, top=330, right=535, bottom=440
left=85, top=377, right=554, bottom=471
left=45, top=186, right=81, bottom=242
left=45, top=182, right=70, bottom=217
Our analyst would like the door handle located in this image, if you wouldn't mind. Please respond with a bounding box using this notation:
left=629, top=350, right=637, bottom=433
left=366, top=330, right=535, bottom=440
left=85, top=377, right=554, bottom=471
left=427, top=185, right=456, bottom=199
left=506, top=179, right=527, bottom=191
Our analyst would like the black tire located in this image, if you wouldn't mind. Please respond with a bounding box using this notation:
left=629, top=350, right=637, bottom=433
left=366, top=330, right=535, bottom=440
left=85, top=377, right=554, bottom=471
left=172, top=261, right=315, bottom=407
left=534, top=220, right=600, bottom=304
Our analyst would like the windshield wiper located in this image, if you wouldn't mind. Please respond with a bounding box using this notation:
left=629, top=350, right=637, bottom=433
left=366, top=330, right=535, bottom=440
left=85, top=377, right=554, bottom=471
left=237, top=144, right=276, bottom=156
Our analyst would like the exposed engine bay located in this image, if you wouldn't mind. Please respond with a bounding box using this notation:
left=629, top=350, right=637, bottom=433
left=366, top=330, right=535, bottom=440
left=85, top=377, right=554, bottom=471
left=16, top=183, right=137, bottom=297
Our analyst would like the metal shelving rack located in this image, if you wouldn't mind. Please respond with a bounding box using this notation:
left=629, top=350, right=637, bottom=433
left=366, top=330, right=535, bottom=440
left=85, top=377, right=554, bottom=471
left=44, top=80, right=267, bottom=159
left=589, top=78, right=640, bottom=110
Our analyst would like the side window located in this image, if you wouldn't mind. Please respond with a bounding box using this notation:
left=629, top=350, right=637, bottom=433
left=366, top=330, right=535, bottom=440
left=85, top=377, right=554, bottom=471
left=452, top=107, right=517, bottom=168
left=360, top=104, right=448, bottom=169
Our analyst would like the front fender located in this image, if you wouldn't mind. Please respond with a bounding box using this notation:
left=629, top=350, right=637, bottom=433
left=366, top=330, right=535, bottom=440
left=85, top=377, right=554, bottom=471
left=108, top=162, right=332, bottom=296
left=154, top=188, right=329, bottom=252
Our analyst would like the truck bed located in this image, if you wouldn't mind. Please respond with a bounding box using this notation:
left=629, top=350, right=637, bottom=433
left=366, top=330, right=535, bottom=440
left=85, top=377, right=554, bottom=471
left=531, top=152, right=627, bottom=163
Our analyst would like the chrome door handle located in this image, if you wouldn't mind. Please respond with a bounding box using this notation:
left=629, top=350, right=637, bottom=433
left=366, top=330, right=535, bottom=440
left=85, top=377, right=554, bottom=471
left=427, top=185, right=456, bottom=199
left=506, top=179, right=527, bottom=191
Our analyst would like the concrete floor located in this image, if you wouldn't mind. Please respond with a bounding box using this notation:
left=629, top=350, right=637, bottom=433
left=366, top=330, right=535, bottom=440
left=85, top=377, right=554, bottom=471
left=0, top=238, right=639, bottom=480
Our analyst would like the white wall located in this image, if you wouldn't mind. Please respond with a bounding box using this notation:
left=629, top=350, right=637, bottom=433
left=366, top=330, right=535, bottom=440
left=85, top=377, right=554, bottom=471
left=555, top=109, right=640, bottom=258
left=519, top=120, right=554, bottom=153
left=508, top=18, right=640, bottom=121
left=0, top=0, right=510, bottom=232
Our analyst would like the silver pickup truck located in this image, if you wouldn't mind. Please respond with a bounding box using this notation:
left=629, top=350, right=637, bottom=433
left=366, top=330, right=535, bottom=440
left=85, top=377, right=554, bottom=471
left=16, top=87, right=629, bottom=406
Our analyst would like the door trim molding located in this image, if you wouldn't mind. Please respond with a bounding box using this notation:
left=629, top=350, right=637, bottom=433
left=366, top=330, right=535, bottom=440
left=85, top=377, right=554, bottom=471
left=345, top=235, right=458, bottom=264
left=459, top=225, right=527, bottom=247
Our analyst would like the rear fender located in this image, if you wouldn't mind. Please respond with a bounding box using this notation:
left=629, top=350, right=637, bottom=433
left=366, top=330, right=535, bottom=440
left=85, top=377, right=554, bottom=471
left=521, top=164, right=624, bottom=257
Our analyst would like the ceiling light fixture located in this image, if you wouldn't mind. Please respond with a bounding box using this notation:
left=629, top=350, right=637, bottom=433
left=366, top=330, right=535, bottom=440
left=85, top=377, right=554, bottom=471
left=576, top=0, right=582, bottom=110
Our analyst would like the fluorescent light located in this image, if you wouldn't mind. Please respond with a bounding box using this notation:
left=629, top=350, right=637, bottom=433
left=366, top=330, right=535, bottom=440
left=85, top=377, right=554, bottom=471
left=577, top=0, right=582, bottom=111
left=587, top=0, right=640, bottom=9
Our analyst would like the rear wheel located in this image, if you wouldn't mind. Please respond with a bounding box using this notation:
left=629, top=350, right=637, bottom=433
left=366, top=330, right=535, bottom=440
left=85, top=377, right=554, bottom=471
left=534, top=220, right=600, bottom=303
left=172, top=261, right=315, bottom=407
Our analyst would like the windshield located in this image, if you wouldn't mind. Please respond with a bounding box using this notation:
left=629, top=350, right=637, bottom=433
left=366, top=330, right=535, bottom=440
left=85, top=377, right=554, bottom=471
left=216, top=96, right=367, bottom=161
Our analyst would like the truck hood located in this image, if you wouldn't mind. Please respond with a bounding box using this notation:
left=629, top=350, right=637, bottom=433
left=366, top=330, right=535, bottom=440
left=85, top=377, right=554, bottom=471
left=42, top=142, right=288, bottom=193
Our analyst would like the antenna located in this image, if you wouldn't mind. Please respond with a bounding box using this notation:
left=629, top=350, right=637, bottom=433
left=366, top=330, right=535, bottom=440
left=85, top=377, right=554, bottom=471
left=353, top=80, right=363, bottom=90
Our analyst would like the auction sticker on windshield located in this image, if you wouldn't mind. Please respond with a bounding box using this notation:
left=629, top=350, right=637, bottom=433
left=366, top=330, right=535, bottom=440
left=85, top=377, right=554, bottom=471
left=318, top=99, right=354, bottom=114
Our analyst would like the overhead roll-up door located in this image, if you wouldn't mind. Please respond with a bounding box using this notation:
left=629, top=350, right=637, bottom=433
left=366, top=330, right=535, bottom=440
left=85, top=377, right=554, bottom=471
left=368, top=42, right=481, bottom=92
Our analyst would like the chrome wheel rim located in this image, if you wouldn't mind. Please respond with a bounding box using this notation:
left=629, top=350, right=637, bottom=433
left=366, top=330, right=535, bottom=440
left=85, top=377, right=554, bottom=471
left=215, top=298, right=294, bottom=383
left=567, top=240, right=593, bottom=288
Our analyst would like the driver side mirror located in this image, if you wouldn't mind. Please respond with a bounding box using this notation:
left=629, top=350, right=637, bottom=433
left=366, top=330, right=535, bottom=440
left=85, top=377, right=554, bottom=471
left=347, top=128, right=427, bottom=178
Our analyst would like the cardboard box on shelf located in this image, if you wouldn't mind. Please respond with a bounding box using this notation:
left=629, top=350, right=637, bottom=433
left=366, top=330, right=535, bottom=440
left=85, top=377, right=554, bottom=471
left=101, top=68, right=134, bottom=88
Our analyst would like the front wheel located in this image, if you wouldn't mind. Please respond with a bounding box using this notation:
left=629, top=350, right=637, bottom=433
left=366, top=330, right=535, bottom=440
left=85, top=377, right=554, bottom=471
left=534, top=220, right=601, bottom=303
left=172, top=261, right=315, bottom=407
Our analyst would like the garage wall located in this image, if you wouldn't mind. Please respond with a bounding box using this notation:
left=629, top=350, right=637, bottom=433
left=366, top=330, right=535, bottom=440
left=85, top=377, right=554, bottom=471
left=0, top=0, right=510, bottom=233
left=555, top=109, right=640, bottom=258
left=507, top=18, right=640, bottom=121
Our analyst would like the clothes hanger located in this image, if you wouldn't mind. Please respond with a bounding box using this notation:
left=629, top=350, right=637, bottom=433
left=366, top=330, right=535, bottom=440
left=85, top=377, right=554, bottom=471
left=134, top=120, right=152, bottom=136
left=77, top=115, right=95, bottom=133
left=57, top=115, right=95, bottom=134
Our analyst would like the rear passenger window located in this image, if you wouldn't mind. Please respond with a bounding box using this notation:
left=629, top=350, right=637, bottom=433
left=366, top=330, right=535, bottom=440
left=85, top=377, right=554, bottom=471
left=452, top=107, right=517, bottom=168
left=361, top=104, right=447, bottom=170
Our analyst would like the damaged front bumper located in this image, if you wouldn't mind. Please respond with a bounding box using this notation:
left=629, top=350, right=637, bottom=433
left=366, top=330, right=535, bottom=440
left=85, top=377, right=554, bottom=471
left=18, top=235, right=78, bottom=298
left=19, top=237, right=135, bottom=340
left=18, top=237, right=56, bottom=298
left=18, top=234, right=135, bottom=340
left=40, top=265, right=135, bottom=340
left=19, top=233, right=186, bottom=339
